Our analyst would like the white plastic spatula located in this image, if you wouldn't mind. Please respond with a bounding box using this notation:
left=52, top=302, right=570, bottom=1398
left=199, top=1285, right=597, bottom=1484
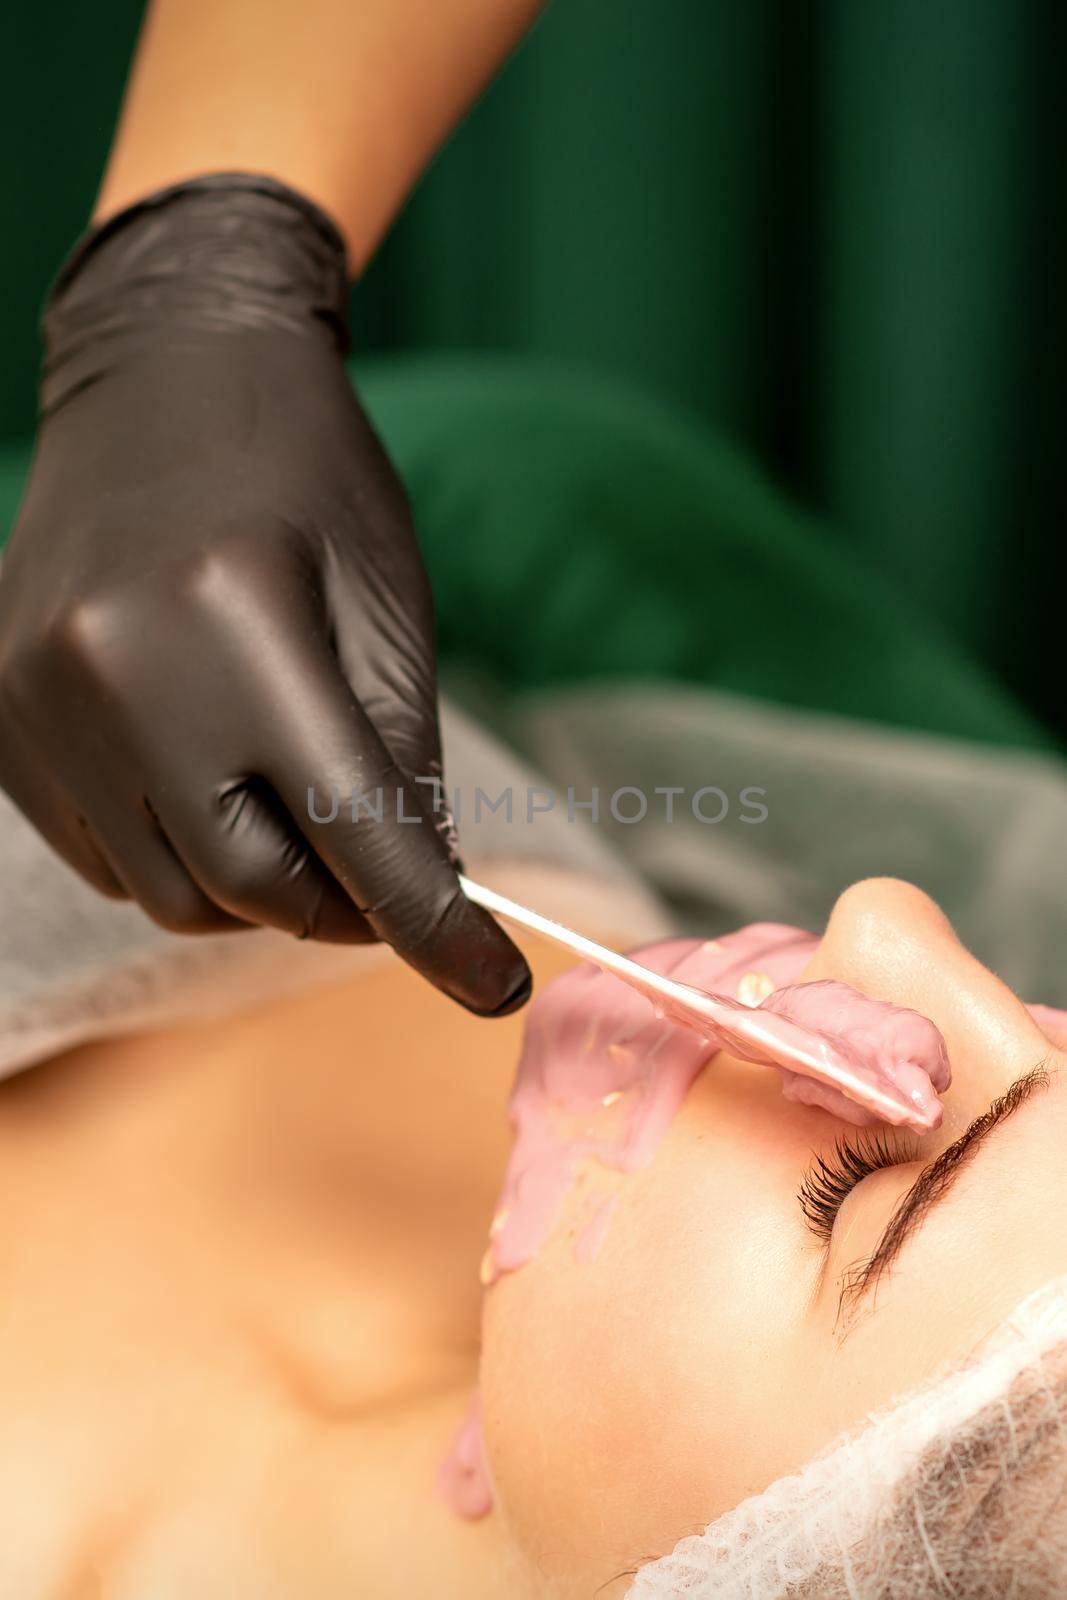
left=459, top=875, right=930, bottom=1130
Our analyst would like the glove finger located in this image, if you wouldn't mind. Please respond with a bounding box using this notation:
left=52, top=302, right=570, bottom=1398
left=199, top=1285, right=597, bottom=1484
left=150, top=773, right=376, bottom=943
left=328, top=569, right=461, bottom=865
left=77, top=783, right=250, bottom=936
left=252, top=639, right=531, bottom=1015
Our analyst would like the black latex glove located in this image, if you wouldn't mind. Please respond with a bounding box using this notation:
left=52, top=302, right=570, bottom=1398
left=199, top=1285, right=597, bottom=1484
left=0, top=173, right=531, bottom=1016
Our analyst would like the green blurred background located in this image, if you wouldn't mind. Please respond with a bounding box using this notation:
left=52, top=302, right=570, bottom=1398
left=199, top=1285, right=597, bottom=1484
left=1, top=0, right=1063, bottom=740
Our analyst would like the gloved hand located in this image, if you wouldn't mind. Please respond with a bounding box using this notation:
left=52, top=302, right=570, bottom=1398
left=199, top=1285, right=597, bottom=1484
left=0, top=173, right=531, bottom=1016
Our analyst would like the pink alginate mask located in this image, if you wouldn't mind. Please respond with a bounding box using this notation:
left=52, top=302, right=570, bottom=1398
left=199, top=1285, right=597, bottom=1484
left=440, top=902, right=1067, bottom=1520
left=479, top=922, right=950, bottom=1287
left=438, top=918, right=954, bottom=1521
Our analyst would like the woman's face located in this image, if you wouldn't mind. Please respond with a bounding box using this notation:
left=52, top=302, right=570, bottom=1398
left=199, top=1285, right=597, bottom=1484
left=480, top=878, right=1067, bottom=1596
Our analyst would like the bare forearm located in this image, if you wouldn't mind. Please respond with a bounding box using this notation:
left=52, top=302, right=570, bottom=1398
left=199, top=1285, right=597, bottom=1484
left=94, top=0, right=544, bottom=270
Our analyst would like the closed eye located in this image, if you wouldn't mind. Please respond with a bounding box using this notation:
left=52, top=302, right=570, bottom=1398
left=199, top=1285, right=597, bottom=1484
left=798, top=1064, right=1050, bottom=1331
left=836, top=1064, right=1050, bottom=1317
left=797, top=1129, right=916, bottom=1244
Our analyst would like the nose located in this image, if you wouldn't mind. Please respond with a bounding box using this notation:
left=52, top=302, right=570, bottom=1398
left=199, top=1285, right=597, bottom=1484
left=802, top=878, right=1054, bottom=1132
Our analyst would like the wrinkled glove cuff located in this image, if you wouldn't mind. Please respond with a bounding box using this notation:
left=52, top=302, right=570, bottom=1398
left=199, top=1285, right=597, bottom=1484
left=41, top=172, right=351, bottom=416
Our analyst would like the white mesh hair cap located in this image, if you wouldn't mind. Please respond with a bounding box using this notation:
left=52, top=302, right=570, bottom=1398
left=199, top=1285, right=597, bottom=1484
left=626, top=1275, right=1067, bottom=1599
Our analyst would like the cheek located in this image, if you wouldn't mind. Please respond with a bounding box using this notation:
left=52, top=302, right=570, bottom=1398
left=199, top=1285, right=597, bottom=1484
left=479, top=1085, right=825, bottom=1586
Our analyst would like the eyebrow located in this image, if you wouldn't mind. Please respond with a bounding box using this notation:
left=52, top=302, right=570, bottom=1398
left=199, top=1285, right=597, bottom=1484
left=837, top=1063, right=1050, bottom=1323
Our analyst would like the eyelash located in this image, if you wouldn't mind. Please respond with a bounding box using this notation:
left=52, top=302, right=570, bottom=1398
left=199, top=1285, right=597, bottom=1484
left=798, top=1130, right=916, bottom=1244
